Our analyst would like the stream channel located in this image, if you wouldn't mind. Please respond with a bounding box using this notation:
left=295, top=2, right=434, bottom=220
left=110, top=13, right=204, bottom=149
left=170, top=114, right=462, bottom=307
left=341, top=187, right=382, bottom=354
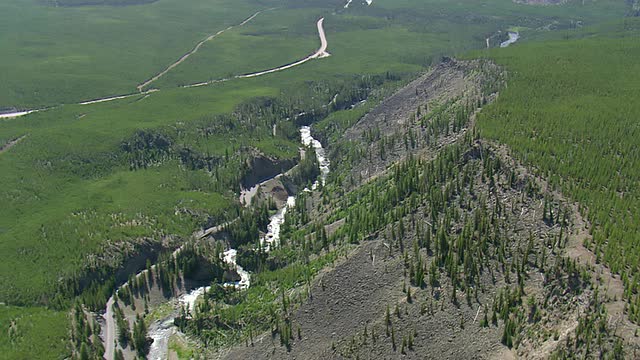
left=139, top=126, right=329, bottom=360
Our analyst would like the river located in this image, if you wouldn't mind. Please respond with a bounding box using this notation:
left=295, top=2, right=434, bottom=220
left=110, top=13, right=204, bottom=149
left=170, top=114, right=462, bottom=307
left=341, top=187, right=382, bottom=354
left=144, top=126, right=329, bottom=360
left=300, top=126, right=330, bottom=189
left=500, top=32, right=520, bottom=48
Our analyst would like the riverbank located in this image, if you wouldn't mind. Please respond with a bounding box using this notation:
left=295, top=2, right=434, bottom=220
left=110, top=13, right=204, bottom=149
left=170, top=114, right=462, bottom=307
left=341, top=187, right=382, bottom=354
left=102, top=125, right=330, bottom=359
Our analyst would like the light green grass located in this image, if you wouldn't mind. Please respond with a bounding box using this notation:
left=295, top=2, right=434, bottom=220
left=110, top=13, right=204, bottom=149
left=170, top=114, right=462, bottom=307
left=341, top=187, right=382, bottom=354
left=168, top=334, right=197, bottom=359
left=0, top=306, right=69, bottom=360
left=0, top=0, right=261, bottom=108
left=0, top=82, right=284, bottom=305
left=152, top=7, right=325, bottom=88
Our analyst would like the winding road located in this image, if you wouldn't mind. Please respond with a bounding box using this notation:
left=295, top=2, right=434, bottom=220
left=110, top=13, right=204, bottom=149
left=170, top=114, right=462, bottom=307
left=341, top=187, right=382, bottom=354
left=79, top=89, right=158, bottom=105
left=185, top=17, right=330, bottom=88
left=4, top=16, right=330, bottom=120
left=136, top=10, right=268, bottom=92
left=237, top=18, right=330, bottom=78
left=0, top=110, right=37, bottom=119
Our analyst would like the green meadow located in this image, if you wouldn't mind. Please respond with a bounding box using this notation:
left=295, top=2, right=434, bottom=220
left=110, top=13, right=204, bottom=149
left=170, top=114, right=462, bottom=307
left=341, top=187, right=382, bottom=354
left=0, top=0, right=260, bottom=108
left=0, top=83, right=280, bottom=303
left=0, top=306, right=69, bottom=360
left=0, top=0, right=632, bottom=357
left=1, top=0, right=629, bottom=108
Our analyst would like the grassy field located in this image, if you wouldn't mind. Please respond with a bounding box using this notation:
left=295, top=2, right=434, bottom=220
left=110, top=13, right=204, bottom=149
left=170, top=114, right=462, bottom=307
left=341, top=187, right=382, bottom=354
left=1, top=0, right=628, bottom=108
left=0, top=306, right=69, bottom=360
left=0, top=0, right=632, bottom=357
left=150, top=7, right=325, bottom=88
left=0, top=82, right=291, bottom=305
left=0, top=0, right=261, bottom=108
left=151, top=0, right=631, bottom=89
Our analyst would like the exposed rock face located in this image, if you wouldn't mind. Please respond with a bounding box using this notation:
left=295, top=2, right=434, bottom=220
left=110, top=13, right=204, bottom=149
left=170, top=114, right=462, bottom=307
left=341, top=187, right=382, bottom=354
left=223, top=269, right=242, bottom=283
left=340, top=58, right=502, bottom=188
left=241, top=153, right=296, bottom=189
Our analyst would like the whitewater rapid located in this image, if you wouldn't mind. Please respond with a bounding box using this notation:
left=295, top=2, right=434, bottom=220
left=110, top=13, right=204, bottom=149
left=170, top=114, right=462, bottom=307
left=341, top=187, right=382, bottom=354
left=500, top=32, right=520, bottom=48
left=193, top=127, right=328, bottom=299
left=223, top=249, right=251, bottom=289
left=300, top=126, right=330, bottom=189
left=172, top=127, right=328, bottom=319
left=260, top=196, right=296, bottom=251
left=147, top=318, right=176, bottom=360
left=115, top=126, right=329, bottom=360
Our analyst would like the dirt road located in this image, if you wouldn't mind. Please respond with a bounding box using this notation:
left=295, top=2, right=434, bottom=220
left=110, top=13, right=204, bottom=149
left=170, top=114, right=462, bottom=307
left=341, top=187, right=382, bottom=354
left=103, top=297, right=116, bottom=360
left=136, top=10, right=267, bottom=92
left=0, top=135, right=27, bottom=155
left=185, top=17, right=329, bottom=88
left=79, top=90, right=157, bottom=105
left=236, top=17, right=329, bottom=79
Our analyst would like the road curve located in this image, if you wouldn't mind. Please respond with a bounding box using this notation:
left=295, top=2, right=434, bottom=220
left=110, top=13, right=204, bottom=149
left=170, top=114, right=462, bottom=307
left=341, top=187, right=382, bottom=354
left=237, top=17, right=329, bottom=78
left=185, top=17, right=330, bottom=88
left=6, top=16, right=327, bottom=115
left=136, top=10, right=268, bottom=92
left=102, top=220, right=233, bottom=359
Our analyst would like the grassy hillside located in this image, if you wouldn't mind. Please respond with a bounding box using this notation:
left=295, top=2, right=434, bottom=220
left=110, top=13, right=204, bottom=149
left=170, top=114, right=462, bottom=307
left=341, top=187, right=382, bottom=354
left=0, top=84, right=280, bottom=306
left=476, top=17, right=640, bottom=319
left=0, top=71, right=398, bottom=357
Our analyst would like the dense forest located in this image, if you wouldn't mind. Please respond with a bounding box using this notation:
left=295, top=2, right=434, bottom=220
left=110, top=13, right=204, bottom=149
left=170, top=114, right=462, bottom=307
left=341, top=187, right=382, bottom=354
left=476, top=18, right=640, bottom=321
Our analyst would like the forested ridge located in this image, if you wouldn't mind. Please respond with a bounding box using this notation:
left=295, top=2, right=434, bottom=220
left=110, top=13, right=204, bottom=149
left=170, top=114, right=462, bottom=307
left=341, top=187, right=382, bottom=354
left=2, top=1, right=640, bottom=358
left=174, top=55, right=638, bottom=357
left=475, top=19, right=640, bottom=322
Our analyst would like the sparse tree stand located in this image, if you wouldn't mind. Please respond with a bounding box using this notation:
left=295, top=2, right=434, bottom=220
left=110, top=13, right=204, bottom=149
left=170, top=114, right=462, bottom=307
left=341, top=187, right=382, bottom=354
left=115, top=349, right=125, bottom=360
left=391, top=324, right=397, bottom=352
left=132, top=314, right=150, bottom=357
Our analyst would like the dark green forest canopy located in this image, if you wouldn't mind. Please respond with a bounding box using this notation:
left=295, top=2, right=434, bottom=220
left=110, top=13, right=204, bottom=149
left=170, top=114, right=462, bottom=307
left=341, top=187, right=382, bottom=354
left=475, top=18, right=640, bottom=318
